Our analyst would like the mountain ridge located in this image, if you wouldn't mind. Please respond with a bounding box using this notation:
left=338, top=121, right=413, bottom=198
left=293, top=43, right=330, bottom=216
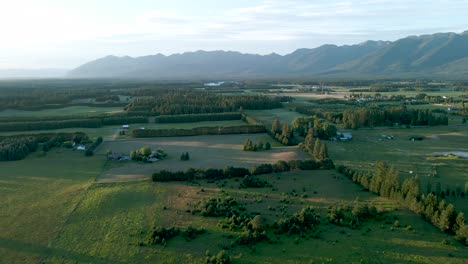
left=69, top=31, right=468, bottom=79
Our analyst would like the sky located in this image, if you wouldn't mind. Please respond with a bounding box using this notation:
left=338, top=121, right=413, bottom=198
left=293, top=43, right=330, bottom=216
left=0, top=0, right=467, bottom=69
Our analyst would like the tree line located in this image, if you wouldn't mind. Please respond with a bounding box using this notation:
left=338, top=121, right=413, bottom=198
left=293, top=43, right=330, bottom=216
left=0, top=132, right=88, bottom=161
left=125, top=89, right=282, bottom=115
left=152, top=159, right=334, bottom=182
left=84, top=137, right=103, bottom=156
left=131, top=125, right=266, bottom=138
left=243, top=139, right=271, bottom=151
left=296, top=104, right=449, bottom=129
left=337, top=162, right=467, bottom=245
left=341, top=107, right=448, bottom=129
left=298, top=130, right=329, bottom=161
left=154, top=112, right=241, bottom=123
left=269, top=118, right=296, bottom=146
left=0, top=116, right=148, bottom=132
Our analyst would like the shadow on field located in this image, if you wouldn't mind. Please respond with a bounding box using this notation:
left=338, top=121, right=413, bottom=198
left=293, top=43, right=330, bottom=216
left=0, top=237, right=126, bottom=263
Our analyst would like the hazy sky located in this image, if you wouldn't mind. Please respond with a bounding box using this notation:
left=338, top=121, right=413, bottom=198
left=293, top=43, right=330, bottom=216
left=1, top=0, right=467, bottom=69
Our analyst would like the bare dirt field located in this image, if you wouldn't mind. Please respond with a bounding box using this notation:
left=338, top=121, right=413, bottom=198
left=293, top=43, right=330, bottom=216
left=96, top=134, right=309, bottom=182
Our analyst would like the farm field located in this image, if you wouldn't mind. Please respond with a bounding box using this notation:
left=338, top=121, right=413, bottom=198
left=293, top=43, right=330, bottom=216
left=245, top=108, right=306, bottom=125
left=327, top=125, right=468, bottom=213
left=43, top=171, right=468, bottom=263
left=0, top=149, right=105, bottom=264
left=0, top=120, right=248, bottom=140
left=0, top=106, right=124, bottom=118
left=97, top=134, right=306, bottom=182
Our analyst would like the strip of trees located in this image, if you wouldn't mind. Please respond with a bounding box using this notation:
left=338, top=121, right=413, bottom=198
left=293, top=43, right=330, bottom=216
left=152, top=159, right=334, bottom=182
left=269, top=118, right=296, bottom=146
left=341, top=107, right=448, bottom=129
left=298, top=130, right=329, bottom=161
left=296, top=106, right=449, bottom=129
left=85, top=137, right=103, bottom=156
left=0, top=132, right=88, bottom=161
left=291, top=116, right=337, bottom=140
left=126, top=90, right=282, bottom=115
left=337, top=162, right=468, bottom=245
left=0, top=116, right=148, bottom=132
left=154, top=112, right=241, bottom=123
left=132, top=125, right=266, bottom=138
left=243, top=139, right=271, bottom=151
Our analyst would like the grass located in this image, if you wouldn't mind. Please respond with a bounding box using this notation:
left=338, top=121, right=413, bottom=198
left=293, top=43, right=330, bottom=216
left=245, top=108, right=306, bottom=126
left=97, top=134, right=306, bottom=182
left=0, top=120, right=248, bottom=140
left=0, top=149, right=105, bottom=264
left=327, top=125, right=468, bottom=213
left=39, top=171, right=468, bottom=263
left=0, top=106, right=124, bottom=118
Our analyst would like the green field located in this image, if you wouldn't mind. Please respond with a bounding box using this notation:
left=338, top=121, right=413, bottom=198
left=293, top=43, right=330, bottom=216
left=0, top=106, right=124, bottom=118
left=245, top=108, right=306, bottom=126
left=97, top=134, right=305, bottom=182
left=0, top=149, right=105, bottom=263
left=0, top=120, right=248, bottom=140
left=2, top=134, right=468, bottom=263
left=1, top=164, right=468, bottom=263
left=328, top=125, right=468, bottom=213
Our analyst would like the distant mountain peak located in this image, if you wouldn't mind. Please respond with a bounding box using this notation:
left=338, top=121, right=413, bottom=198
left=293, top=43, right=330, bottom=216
left=68, top=31, right=468, bottom=79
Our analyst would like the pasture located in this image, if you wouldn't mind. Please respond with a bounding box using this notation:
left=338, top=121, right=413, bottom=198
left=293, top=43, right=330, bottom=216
left=44, top=171, right=468, bottom=263
left=0, top=106, right=124, bottom=118
left=327, top=125, right=468, bottom=213
left=97, top=134, right=307, bottom=182
left=0, top=120, right=248, bottom=140
left=245, top=108, right=306, bottom=126
left=0, top=149, right=105, bottom=263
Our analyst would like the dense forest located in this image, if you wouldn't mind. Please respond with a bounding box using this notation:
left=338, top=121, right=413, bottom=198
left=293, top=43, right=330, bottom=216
left=126, top=90, right=282, bottom=115
left=297, top=106, right=448, bottom=129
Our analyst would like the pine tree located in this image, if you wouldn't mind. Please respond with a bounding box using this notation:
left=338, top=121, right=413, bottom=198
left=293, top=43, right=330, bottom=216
left=318, top=142, right=328, bottom=160
left=264, top=142, right=271, bottom=150
left=438, top=204, right=457, bottom=232
left=272, top=118, right=281, bottom=134
left=453, top=212, right=465, bottom=234
left=313, top=139, right=321, bottom=159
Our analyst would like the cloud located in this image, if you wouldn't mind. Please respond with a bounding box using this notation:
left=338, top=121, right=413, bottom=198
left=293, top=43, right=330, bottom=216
left=2, top=0, right=468, bottom=68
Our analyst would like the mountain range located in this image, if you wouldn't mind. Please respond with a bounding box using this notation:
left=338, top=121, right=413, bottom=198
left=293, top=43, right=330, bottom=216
left=68, top=31, right=468, bottom=80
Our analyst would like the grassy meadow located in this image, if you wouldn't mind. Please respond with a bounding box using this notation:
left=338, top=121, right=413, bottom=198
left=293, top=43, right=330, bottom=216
left=328, top=125, right=468, bottom=213
left=0, top=106, right=124, bottom=118
left=0, top=149, right=105, bottom=263
left=38, top=171, right=468, bottom=263
left=97, top=134, right=306, bottom=182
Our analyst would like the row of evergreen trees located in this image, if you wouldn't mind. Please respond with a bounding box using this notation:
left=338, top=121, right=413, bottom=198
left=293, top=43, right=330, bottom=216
left=270, top=119, right=296, bottom=146
left=153, top=159, right=334, bottom=182
left=154, top=112, right=241, bottom=123
left=341, top=107, right=448, bottom=129
left=291, top=116, right=337, bottom=140
left=298, top=129, right=329, bottom=161
left=84, top=137, right=103, bottom=156
left=243, top=139, right=271, bottom=151
left=180, top=152, right=190, bottom=161
left=338, top=162, right=468, bottom=245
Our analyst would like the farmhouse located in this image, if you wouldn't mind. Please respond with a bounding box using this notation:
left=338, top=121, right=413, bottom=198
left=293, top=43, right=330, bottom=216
left=107, top=153, right=131, bottom=161
left=337, top=132, right=353, bottom=141
left=76, top=145, right=86, bottom=151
